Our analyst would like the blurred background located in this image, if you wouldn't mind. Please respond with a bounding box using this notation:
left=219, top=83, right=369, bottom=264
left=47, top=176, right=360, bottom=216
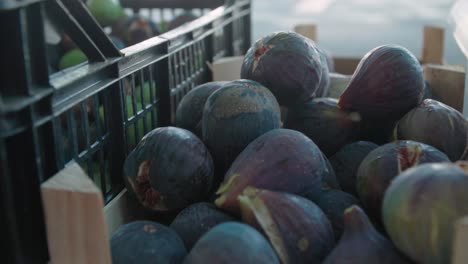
left=251, top=0, right=465, bottom=65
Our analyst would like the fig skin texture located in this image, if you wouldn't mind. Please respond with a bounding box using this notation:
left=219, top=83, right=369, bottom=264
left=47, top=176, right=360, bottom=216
left=313, top=189, right=361, bottom=241
left=202, top=79, right=281, bottom=176
left=395, top=99, right=468, bottom=161
left=329, top=141, right=379, bottom=196
left=175, top=81, right=227, bottom=138
left=383, top=162, right=468, bottom=264
left=322, top=206, right=412, bottom=264
left=338, top=44, right=424, bottom=121
left=183, top=222, right=280, bottom=264
left=284, top=97, right=361, bottom=157
left=169, top=202, right=236, bottom=250
left=123, top=127, right=214, bottom=212
left=356, top=140, right=449, bottom=225
left=111, top=220, right=187, bottom=264
left=214, top=128, right=339, bottom=215
left=240, top=31, right=323, bottom=107
left=316, top=47, right=331, bottom=97
left=238, top=187, right=335, bottom=264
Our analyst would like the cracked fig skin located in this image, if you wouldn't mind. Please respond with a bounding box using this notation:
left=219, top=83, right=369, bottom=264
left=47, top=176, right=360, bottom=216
left=123, top=127, right=214, bottom=212
left=356, top=140, right=449, bottom=225
left=238, top=187, right=335, bottom=264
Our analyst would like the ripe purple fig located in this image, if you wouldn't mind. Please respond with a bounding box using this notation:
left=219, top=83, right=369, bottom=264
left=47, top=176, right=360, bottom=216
left=238, top=187, right=335, bottom=264
left=395, top=99, right=468, bottom=161
left=338, top=44, right=424, bottom=121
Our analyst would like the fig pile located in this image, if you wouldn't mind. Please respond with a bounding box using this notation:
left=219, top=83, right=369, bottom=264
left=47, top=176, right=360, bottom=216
left=112, top=30, right=468, bottom=264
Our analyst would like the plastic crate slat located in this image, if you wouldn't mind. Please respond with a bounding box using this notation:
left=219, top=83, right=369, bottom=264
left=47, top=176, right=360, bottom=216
left=59, top=0, right=122, bottom=58
left=45, top=0, right=106, bottom=62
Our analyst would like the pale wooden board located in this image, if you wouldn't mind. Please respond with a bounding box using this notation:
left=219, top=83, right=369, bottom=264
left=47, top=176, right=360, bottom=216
left=421, top=26, right=445, bottom=64
left=424, top=64, right=466, bottom=113
left=294, top=24, right=317, bottom=42
left=41, top=162, right=111, bottom=264
left=453, top=216, right=468, bottom=264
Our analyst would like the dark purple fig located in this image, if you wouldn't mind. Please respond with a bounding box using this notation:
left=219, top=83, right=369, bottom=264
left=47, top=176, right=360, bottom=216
left=123, top=127, right=214, bottom=212
left=313, top=189, right=360, bottom=241
left=356, top=140, right=449, bottom=225
left=316, top=47, right=331, bottom=97
left=395, top=99, right=468, bottom=161
left=338, top=44, right=424, bottom=121
left=284, top=97, right=361, bottom=157
left=214, top=128, right=338, bottom=215
left=357, top=118, right=397, bottom=145
left=184, top=222, right=280, bottom=264
left=240, top=31, right=323, bottom=107
left=111, top=220, right=187, bottom=264
left=329, top=141, right=379, bottom=196
left=323, top=206, right=411, bottom=264
left=169, top=202, right=236, bottom=250
left=238, top=187, right=335, bottom=264
left=175, top=81, right=227, bottom=138
left=383, top=162, right=468, bottom=264
left=202, top=79, right=281, bottom=176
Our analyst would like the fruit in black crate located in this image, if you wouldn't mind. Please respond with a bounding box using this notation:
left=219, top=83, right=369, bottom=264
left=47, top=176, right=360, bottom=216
left=175, top=81, right=227, bottom=138
left=240, top=31, right=323, bottom=107
left=357, top=140, right=449, bottom=226
left=202, top=79, right=281, bottom=176
left=112, top=15, right=160, bottom=46
left=169, top=202, right=236, bottom=250
left=338, top=44, right=424, bottom=121
left=312, top=189, right=360, bottom=241
left=328, top=141, right=379, bottom=196
left=284, top=97, right=361, bottom=157
left=58, top=48, right=88, bottom=70
left=395, top=99, right=468, bottom=161
left=168, top=12, right=199, bottom=31
left=383, top=162, right=468, bottom=264
left=184, top=222, right=280, bottom=264
left=214, top=129, right=339, bottom=215
left=322, top=205, right=411, bottom=264
left=123, top=127, right=214, bottom=212
left=87, top=0, right=125, bottom=28
left=110, top=220, right=187, bottom=264
left=238, top=187, right=335, bottom=264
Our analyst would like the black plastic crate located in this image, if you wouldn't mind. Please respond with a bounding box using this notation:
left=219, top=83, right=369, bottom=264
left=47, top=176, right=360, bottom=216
left=0, top=0, right=251, bottom=262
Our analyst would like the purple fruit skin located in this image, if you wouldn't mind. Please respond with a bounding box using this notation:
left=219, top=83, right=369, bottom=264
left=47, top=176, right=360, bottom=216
left=323, top=206, right=411, bottom=264
left=183, top=222, right=280, bottom=264
left=329, top=141, right=379, bottom=196
left=241, top=31, right=323, bottom=107
left=396, top=99, right=468, bottom=161
left=215, top=128, right=339, bottom=215
left=356, top=140, right=449, bottom=225
left=284, top=97, right=361, bottom=157
left=169, top=202, right=236, bottom=250
left=338, top=44, right=424, bottom=121
left=242, top=190, right=335, bottom=264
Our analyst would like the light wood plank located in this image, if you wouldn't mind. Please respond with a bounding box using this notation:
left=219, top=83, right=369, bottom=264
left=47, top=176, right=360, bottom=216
left=41, top=162, right=111, bottom=264
left=424, top=64, right=466, bottom=113
left=294, top=24, right=317, bottom=42
left=453, top=216, right=468, bottom=264
left=421, top=26, right=445, bottom=64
